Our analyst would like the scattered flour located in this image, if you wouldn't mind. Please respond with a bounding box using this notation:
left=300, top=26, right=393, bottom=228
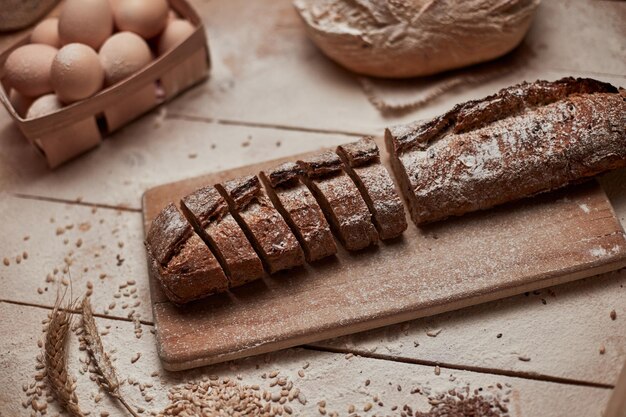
left=589, top=245, right=621, bottom=258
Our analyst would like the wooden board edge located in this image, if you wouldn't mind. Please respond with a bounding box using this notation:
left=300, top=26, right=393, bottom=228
left=156, top=255, right=626, bottom=371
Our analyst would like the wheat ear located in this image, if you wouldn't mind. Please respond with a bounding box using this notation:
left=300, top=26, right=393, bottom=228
left=81, top=297, right=141, bottom=417
left=45, top=296, right=84, bottom=417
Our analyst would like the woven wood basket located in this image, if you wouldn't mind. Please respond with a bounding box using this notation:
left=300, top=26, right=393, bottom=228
left=0, top=0, right=211, bottom=168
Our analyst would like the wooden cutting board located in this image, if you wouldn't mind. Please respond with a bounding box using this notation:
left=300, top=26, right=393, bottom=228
left=142, top=140, right=626, bottom=371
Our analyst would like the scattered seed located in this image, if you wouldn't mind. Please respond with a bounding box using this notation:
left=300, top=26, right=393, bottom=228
left=298, top=370, right=305, bottom=378
left=348, top=404, right=355, bottom=413
left=131, top=353, right=141, bottom=364
left=600, top=344, right=606, bottom=355
left=426, top=328, right=442, bottom=337
left=3, top=257, right=9, bottom=266
left=518, top=355, right=531, bottom=362
left=434, top=365, right=441, bottom=375
left=364, top=402, right=373, bottom=412
left=610, top=310, right=617, bottom=320
left=365, top=379, right=370, bottom=386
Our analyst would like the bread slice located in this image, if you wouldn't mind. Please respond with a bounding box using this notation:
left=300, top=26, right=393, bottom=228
left=385, top=77, right=626, bottom=225
left=337, top=137, right=407, bottom=240
left=298, top=151, right=379, bottom=251
left=181, top=185, right=265, bottom=288
left=145, top=203, right=229, bottom=304
left=216, top=175, right=305, bottom=274
left=260, top=162, right=337, bottom=263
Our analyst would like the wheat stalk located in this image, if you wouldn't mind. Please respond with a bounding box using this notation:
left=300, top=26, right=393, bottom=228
left=45, top=295, right=84, bottom=417
left=81, top=297, right=141, bottom=417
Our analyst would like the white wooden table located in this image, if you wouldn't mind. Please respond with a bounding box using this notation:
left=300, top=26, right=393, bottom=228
left=1, top=1, right=625, bottom=415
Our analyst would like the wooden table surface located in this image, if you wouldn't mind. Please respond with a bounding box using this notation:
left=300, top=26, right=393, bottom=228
left=1, top=1, right=625, bottom=416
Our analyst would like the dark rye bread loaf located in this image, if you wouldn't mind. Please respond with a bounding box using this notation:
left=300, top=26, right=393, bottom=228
left=337, top=138, right=407, bottom=240
left=385, top=77, right=626, bottom=225
left=145, top=203, right=229, bottom=304
left=298, top=151, right=379, bottom=251
left=217, top=175, right=305, bottom=274
left=181, top=186, right=265, bottom=287
left=260, top=162, right=337, bottom=262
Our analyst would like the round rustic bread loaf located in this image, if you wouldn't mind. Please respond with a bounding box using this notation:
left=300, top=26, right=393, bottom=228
left=0, top=0, right=59, bottom=31
left=293, top=0, right=540, bottom=78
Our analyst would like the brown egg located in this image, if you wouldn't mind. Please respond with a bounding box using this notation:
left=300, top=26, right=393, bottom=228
left=3, top=44, right=57, bottom=97
left=26, top=94, right=63, bottom=119
left=167, top=10, right=179, bottom=23
left=158, top=19, right=195, bottom=55
left=112, top=0, right=169, bottom=39
left=58, top=0, right=113, bottom=49
left=31, top=18, right=61, bottom=48
left=51, top=44, right=104, bottom=103
left=99, top=31, right=153, bottom=86
left=9, top=89, right=35, bottom=118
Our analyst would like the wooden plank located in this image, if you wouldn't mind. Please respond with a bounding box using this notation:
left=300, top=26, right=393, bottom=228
left=0, top=116, right=354, bottom=209
left=163, top=0, right=626, bottom=134
left=142, top=143, right=626, bottom=371
left=2, top=189, right=625, bottom=385
left=0, top=302, right=612, bottom=417
left=0, top=194, right=153, bottom=321
left=605, top=359, right=626, bottom=417
left=312, top=268, right=626, bottom=387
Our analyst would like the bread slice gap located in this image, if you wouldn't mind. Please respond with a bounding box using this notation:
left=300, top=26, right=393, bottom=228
left=180, top=185, right=265, bottom=288
left=216, top=175, right=305, bottom=274
left=298, top=151, right=379, bottom=251
left=145, top=203, right=229, bottom=304
left=337, top=137, right=408, bottom=240
left=260, top=162, right=337, bottom=263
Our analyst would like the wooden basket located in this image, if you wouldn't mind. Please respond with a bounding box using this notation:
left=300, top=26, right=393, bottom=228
left=0, top=0, right=210, bottom=168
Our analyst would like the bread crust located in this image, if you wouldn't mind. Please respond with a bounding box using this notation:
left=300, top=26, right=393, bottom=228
left=337, top=138, right=407, bottom=240
left=385, top=77, right=626, bottom=225
left=145, top=203, right=229, bottom=304
left=299, top=151, right=379, bottom=251
left=260, top=162, right=337, bottom=262
left=217, top=175, right=305, bottom=274
left=294, top=0, right=539, bottom=78
left=181, top=186, right=265, bottom=288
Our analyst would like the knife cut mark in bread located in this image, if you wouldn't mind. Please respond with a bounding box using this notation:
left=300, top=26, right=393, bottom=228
left=385, top=77, right=626, bottom=225
left=337, top=138, right=407, bottom=240
left=181, top=186, right=264, bottom=288
left=216, top=175, right=305, bottom=274
left=260, top=162, right=337, bottom=263
left=145, top=203, right=229, bottom=304
left=298, top=151, right=379, bottom=251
